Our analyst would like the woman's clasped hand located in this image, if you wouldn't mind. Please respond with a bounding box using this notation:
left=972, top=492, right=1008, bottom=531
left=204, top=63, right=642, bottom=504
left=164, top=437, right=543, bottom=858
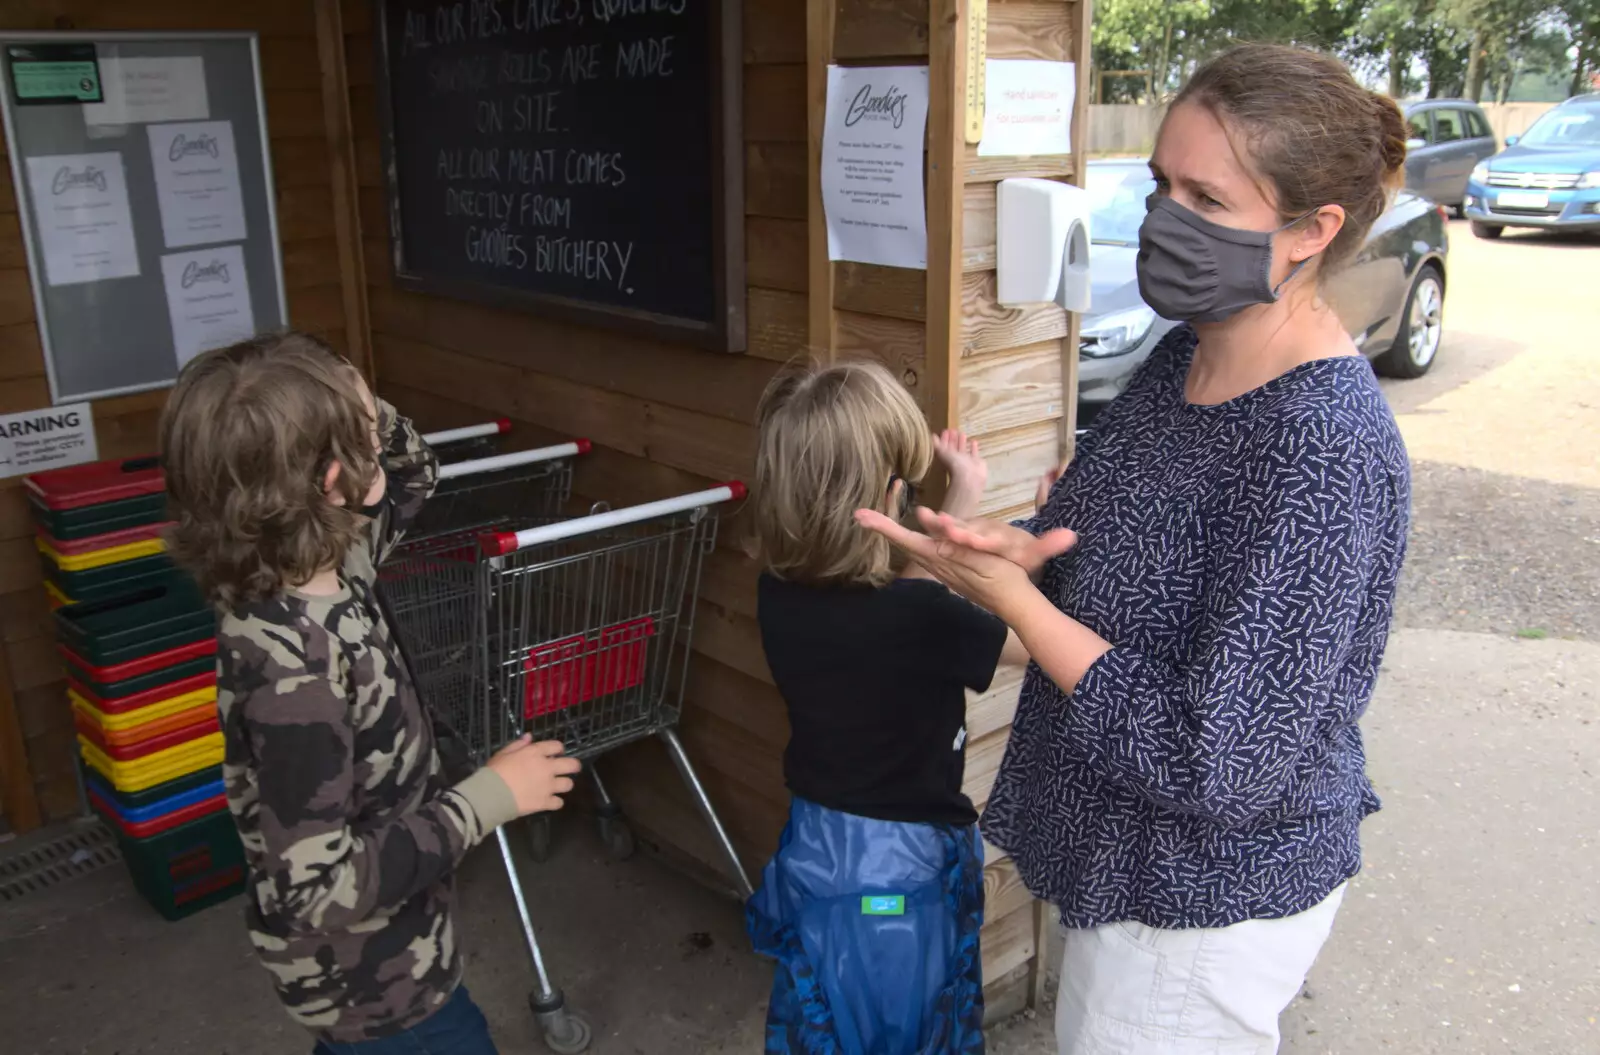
left=852, top=506, right=1076, bottom=620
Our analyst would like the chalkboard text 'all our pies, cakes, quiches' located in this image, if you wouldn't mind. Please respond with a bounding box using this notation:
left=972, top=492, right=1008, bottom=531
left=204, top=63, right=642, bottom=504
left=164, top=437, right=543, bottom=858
left=381, top=0, right=721, bottom=328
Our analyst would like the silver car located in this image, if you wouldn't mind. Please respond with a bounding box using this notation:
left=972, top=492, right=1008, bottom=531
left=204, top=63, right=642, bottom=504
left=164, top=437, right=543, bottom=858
left=1077, top=160, right=1451, bottom=431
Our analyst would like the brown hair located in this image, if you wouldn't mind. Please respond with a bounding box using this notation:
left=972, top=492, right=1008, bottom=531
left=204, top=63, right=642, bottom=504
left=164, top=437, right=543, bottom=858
left=159, top=332, right=378, bottom=606
left=1173, top=43, right=1408, bottom=274
left=751, top=359, right=932, bottom=588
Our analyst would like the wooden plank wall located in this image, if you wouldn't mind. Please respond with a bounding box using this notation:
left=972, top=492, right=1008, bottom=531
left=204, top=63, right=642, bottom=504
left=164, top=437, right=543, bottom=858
left=0, top=0, right=364, bottom=831
left=804, top=0, right=1090, bottom=1019
left=954, top=0, right=1093, bottom=1012
left=340, top=0, right=802, bottom=875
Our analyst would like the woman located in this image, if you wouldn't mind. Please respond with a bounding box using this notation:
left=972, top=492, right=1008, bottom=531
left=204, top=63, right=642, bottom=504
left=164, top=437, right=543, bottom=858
left=858, top=44, right=1413, bottom=1054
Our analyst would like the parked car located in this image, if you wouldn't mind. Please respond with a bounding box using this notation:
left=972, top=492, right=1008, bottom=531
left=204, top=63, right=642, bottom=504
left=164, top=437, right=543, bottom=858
left=1462, top=93, right=1600, bottom=239
left=1402, top=99, right=1499, bottom=214
left=1076, top=159, right=1451, bottom=432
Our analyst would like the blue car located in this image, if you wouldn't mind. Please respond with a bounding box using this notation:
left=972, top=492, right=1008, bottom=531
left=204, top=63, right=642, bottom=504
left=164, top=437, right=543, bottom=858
left=1464, top=93, right=1600, bottom=238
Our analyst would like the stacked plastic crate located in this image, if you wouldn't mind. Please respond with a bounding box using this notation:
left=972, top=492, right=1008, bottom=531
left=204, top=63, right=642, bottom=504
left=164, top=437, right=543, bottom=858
left=27, top=456, right=244, bottom=920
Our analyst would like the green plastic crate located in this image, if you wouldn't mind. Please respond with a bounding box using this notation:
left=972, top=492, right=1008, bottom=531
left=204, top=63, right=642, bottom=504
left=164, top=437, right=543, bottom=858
left=44, top=552, right=179, bottom=601
left=64, top=652, right=217, bottom=700
left=115, top=808, right=245, bottom=921
left=55, top=578, right=213, bottom=666
left=44, top=563, right=191, bottom=609
left=28, top=491, right=169, bottom=541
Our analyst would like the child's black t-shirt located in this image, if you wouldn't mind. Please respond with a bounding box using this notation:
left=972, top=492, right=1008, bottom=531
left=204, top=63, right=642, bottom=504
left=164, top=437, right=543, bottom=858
left=757, top=573, right=1009, bottom=827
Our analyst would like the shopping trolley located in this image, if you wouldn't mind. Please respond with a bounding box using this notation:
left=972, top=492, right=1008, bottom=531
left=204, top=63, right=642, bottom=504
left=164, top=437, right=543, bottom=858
left=380, top=426, right=754, bottom=1054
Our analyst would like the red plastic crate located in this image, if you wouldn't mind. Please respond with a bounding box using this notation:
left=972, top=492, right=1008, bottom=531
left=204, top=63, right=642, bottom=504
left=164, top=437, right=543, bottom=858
left=25, top=455, right=164, bottom=510
left=523, top=617, right=655, bottom=718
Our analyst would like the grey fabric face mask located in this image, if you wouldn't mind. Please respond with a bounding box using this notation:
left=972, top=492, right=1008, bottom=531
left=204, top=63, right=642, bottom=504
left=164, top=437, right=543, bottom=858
left=1136, top=196, right=1312, bottom=323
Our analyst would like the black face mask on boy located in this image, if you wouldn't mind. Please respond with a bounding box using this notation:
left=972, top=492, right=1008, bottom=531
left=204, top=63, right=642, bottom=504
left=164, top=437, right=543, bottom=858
left=359, top=464, right=391, bottom=520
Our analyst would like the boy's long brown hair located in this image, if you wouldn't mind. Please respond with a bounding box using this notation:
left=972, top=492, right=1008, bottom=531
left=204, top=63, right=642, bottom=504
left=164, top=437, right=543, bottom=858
left=159, top=332, right=379, bottom=606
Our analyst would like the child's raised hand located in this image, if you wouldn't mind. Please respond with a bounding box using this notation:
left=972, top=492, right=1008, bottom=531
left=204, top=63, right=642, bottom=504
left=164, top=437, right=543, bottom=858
left=1036, top=467, right=1062, bottom=512
left=486, top=735, right=583, bottom=816
left=933, top=429, right=988, bottom=494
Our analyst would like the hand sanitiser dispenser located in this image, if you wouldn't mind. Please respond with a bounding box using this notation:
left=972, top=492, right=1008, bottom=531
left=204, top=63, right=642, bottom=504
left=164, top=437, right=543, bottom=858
left=996, top=178, right=1093, bottom=312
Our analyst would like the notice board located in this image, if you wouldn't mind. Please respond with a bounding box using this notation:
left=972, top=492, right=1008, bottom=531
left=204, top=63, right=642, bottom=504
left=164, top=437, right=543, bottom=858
left=0, top=33, right=287, bottom=404
left=374, top=0, right=745, bottom=351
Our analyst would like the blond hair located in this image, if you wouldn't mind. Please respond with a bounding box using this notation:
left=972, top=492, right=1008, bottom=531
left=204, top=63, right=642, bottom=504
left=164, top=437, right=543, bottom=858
left=752, top=359, right=931, bottom=587
left=159, top=332, right=378, bottom=606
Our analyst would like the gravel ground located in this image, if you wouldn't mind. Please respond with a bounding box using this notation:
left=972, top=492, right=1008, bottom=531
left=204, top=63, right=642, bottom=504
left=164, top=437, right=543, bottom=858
left=1395, top=459, right=1600, bottom=641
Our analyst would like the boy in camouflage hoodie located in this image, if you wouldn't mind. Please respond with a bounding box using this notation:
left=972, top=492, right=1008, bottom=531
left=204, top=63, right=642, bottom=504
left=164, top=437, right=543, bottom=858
left=160, top=333, right=581, bottom=1054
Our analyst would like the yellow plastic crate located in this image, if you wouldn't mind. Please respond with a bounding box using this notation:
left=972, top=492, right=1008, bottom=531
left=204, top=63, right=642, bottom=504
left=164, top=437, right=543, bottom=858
left=44, top=581, right=75, bottom=608
left=38, top=535, right=167, bottom=572
left=78, top=733, right=224, bottom=792
left=69, top=684, right=218, bottom=732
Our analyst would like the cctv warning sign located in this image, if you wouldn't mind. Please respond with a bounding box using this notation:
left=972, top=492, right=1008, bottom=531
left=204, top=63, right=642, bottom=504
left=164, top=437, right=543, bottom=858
left=0, top=402, right=97, bottom=478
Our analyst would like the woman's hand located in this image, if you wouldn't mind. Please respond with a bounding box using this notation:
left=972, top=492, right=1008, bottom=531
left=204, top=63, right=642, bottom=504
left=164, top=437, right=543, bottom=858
left=916, top=508, right=1078, bottom=580
left=856, top=508, right=1077, bottom=618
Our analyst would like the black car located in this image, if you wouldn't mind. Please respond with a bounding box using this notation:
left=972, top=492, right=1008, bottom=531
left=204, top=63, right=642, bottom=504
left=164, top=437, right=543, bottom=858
left=1077, top=160, right=1451, bottom=432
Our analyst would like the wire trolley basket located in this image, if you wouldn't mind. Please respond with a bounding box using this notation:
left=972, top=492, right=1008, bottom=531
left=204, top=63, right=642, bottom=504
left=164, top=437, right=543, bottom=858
left=381, top=422, right=753, bottom=1055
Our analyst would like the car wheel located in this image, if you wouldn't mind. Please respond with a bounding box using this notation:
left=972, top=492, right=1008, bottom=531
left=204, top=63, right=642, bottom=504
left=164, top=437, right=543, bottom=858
left=1376, top=265, right=1444, bottom=379
left=1470, top=220, right=1503, bottom=239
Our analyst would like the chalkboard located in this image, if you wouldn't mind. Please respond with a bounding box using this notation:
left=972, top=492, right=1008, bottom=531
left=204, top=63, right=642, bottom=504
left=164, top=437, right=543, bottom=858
left=0, top=33, right=287, bottom=404
left=374, top=0, right=745, bottom=351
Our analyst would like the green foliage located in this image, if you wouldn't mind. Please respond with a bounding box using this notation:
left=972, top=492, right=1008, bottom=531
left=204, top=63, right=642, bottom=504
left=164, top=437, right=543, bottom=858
left=1091, top=0, right=1599, bottom=102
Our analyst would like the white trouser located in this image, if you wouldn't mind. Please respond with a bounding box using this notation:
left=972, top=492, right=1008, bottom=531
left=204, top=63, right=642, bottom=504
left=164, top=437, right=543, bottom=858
left=1055, top=884, right=1346, bottom=1055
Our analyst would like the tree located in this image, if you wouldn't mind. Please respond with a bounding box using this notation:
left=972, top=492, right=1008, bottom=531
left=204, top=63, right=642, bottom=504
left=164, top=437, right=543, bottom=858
left=1092, top=0, right=1369, bottom=100
left=1348, top=0, right=1440, bottom=97
left=1442, top=0, right=1553, bottom=100
left=1556, top=0, right=1600, bottom=95
left=1091, top=0, right=1212, bottom=100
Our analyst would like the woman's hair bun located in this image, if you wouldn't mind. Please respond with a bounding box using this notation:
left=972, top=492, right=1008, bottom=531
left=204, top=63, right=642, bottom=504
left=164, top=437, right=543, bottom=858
left=1371, top=92, right=1409, bottom=178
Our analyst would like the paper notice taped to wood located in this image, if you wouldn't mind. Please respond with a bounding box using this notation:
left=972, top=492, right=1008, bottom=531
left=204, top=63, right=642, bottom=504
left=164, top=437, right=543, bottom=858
left=822, top=65, right=930, bottom=270
left=978, top=60, right=1075, bottom=157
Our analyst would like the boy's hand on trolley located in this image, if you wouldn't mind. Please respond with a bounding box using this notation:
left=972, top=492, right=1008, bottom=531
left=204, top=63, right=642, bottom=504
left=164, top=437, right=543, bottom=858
left=487, top=735, right=583, bottom=815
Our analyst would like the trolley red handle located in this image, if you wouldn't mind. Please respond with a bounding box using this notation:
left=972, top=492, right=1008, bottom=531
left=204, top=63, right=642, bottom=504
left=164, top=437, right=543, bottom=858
left=479, top=482, right=747, bottom=557
left=436, top=439, right=591, bottom=481
left=421, top=419, right=513, bottom=446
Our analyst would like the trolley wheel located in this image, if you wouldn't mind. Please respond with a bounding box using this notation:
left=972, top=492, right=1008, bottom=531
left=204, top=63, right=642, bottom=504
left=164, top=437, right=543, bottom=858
left=598, top=815, right=636, bottom=861
left=530, top=1000, right=592, bottom=1055
left=525, top=814, right=553, bottom=863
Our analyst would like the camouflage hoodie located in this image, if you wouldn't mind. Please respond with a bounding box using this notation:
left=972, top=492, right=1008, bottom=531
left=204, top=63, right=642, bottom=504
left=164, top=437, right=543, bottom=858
left=216, top=400, right=518, bottom=1042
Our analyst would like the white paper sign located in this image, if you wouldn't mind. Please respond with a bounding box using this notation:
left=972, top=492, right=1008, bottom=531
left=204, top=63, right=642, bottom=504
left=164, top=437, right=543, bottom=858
left=978, top=60, right=1076, bottom=157
left=24, top=153, right=141, bottom=287
left=160, top=245, right=256, bottom=368
left=147, top=120, right=247, bottom=248
left=0, top=402, right=97, bottom=478
left=822, top=65, right=930, bottom=270
left=83, top=56, right=210, bottom=126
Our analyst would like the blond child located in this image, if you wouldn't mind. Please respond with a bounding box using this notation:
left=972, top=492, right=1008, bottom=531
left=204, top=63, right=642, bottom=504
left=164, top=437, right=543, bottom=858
left=160, top=332, right=579, bottom=1054
left=744, top=359, right=1027, bottom=1054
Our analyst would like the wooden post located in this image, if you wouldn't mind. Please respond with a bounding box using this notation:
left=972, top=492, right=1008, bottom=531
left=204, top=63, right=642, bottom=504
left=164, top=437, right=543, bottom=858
left=806, top=0, right=838, bottom=362
left=314, top=0, right=375, bottom=383
left=0, top=645, right=42, bottom=833
left=1059, top=0, right=1092, bottom=466
left=925, top=0, right=968, bottom=434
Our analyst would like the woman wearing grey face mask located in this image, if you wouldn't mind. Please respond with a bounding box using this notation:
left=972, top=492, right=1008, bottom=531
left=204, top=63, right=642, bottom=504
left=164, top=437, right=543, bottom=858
left=857, top=43, right=1413, bottom=1055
